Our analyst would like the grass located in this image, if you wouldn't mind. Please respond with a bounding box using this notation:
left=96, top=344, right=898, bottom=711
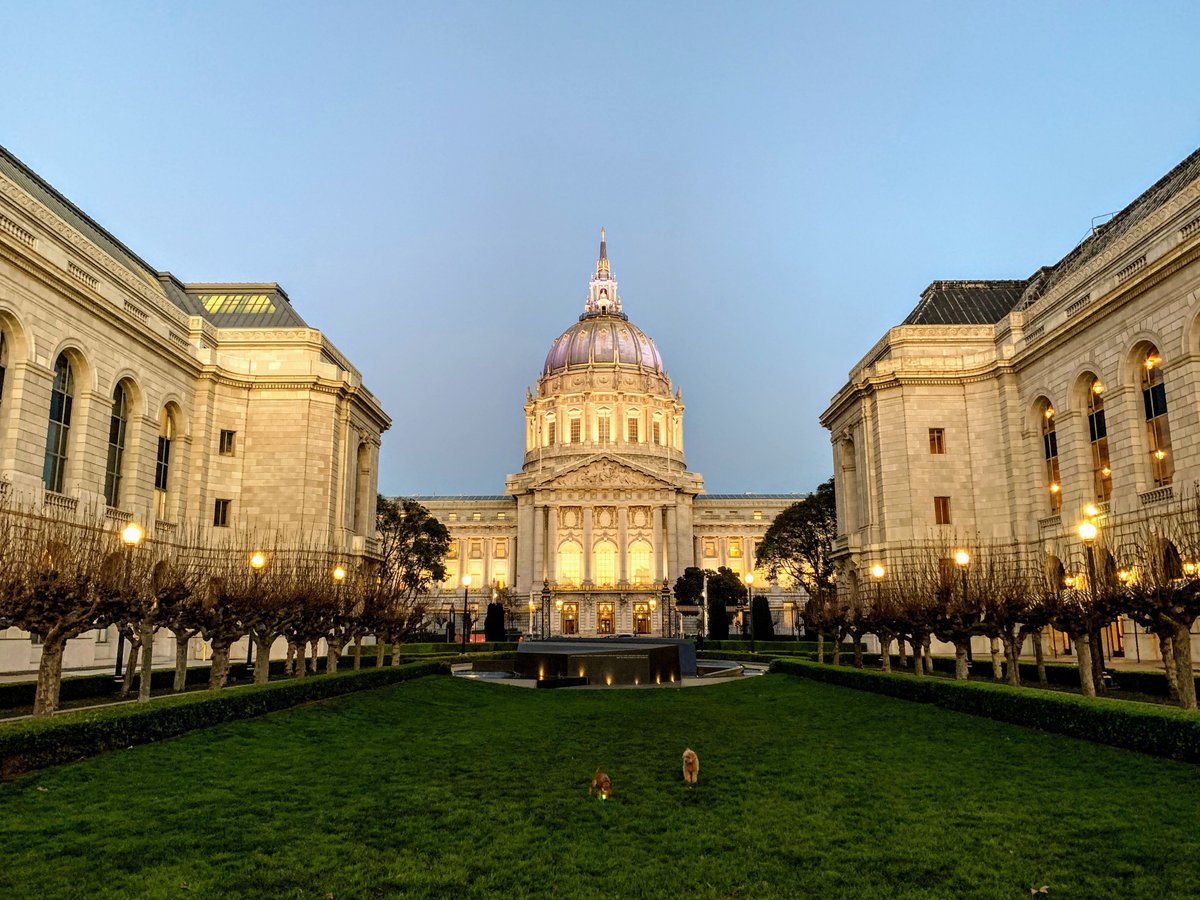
left=2, top=674, right=1200, bottom=899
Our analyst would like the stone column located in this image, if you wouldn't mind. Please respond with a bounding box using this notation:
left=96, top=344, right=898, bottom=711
left=665, top=505, right=678, bottom=582
left=533, top=504, right=545, bottom=584
left=617, top=506, right=629, bottom=584
left=653, top=506, right=664, bottom=582
left=482, top=535, right=493, bottom=588
left=547, top=505, right=558, bottom=583
left=582, top=507, right=594, bottom=584
left=516, top=499, right=533, bottom=594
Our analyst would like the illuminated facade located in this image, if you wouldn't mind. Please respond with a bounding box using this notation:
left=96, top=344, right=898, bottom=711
left=0, top=144, right=389, bottom=673
left=821, top=145, right=1200, bottom=663
left=413, top=232, right=804, bottom=637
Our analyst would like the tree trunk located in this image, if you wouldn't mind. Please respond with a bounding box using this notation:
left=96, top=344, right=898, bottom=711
left=137, top=622, right=155, bottom=702
left=1003, top=638, right=1021, bottom=687
left=1171, top=622, right=1196, bottom=710
left=988, top=637, right=1001, bottom=680
left=832, top=635, right=842, bottom=667
left=289, top=641, right=305, bottom=679
left=327, top=638, right=345, bottom=674
left=354, top=635, right=363, bottom=671
left=32, top=636, right=67, bottom=717
left=1075, top=633, right=1096, bottom=698
left=852, top=637, right=864, bottom=669
left=912, top=635, right=925, bottom=676
left=376, top=637, right=386, bottom=668
left=879, top=634, right=891, bottom=672
left=954, top=642, right=969, bottom=680
left=898, top=638, right=908, bottom=671
left=310, top=641, right=320, bottom=673
left=1090, top=626, right=1107, bottom=695
left=1159, top=631, right=1179, bottom=701
left=173, top=632, right=190, bottom=692
left=923, top=636, right=932, bottom=673
left=1033, top=629, right=1047, bottom=686
left=120, top=632, right=141, bottom=698
left=209, top=640, right=232, bottom=690
left=254, top=634, right=272, bottom=685
left=817, top=630, right=826, bottom=664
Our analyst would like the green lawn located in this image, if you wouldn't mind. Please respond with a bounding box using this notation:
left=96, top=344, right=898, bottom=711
left=2, top=674, right=1199, bottom=899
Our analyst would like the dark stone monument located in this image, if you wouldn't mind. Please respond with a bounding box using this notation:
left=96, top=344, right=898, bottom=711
left=515, top=637, right=694, bottom=686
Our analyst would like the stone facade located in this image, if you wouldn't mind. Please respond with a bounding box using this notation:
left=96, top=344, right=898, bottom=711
left=821, top=145, right=1200, bottom=662
left=412, top=233, right=805, bottom=638
left=0, top=145, right=389, bottom=673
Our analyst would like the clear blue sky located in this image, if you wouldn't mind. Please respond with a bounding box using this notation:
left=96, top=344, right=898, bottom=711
left=3, top=1, right=1198, bottom=495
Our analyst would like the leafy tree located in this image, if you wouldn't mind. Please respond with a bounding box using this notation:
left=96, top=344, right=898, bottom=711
left=376, top=496, right=451, bottom=656
left=751, top=595, right=774, bottom=640
left=673, top=567, right=705, bottom=605
left=756, top=479, right=837, bottom=648
left=706, top=597, right=730, bottom=640
left=484, top=602, right=506, bottom=641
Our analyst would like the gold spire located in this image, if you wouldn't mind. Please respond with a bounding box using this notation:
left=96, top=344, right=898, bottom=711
left=597, top=227, right=610, bottom=277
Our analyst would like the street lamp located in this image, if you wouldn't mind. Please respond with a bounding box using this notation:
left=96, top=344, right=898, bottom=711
left=528, top=598, right=537, bottom=636
left=744, top=573, right=755, bottom=653
left=248, top=551, right=267, bottom=665
left=661, top=579, right=672, bottom=638
left=541, top=580, right=551, bottom=640
left=649, top=594, right=657, bottom=636
left=115, top=522, right=144, bottom=679
left=955, top=550, right=971, bottom=664
left=460, top=574, right=471, bottom=653
left=1078, top=519, right=1104, bottom=690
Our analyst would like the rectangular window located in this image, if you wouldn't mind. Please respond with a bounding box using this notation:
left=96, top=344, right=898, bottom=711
left=729, top=539, right=742, bottom=558
left=703, top=540, right=717, bottom=558
left=472, top=512, right=481, bottom=521
left=547, top=421, right=556, bottom=445
left=934, top=496, right=951, bottom=525
left=597, top=415, right=611, bottom=443
left=470, top=540, right=482, bottom=558
left=652, top=420, right=662, bottom=446
left=570, top=417, right=582, bottom=443
left=213, top=498, right=231, bottom=527
left=627, top=417, right=639, bottom=443
left=219, top=430, right=236, bottom=455
left=494, top=539, right=508, bottom=558
left=753, top=511, right=762, bottom=521
left=928, top=428, right=945, bottom=454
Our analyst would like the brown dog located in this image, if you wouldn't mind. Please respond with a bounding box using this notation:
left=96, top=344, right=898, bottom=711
left=589, top=767, right=613, bottom=799
left=682, top=748, right=699, bottom=785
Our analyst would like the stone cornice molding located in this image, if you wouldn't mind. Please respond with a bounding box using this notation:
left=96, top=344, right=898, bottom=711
left=1023, top=175, right=1200, bottom=325
left=0, top=175, right=187, bottom=328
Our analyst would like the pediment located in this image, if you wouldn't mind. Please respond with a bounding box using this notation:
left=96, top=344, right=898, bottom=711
left=535, top=456, right=676, bottom=492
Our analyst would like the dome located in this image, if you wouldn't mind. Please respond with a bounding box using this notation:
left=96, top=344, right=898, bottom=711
left=542, top=312, right=665, bottom=376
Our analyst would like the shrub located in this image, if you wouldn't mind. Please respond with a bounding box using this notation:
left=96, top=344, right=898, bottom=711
left=770, top=658, right=1200, bottom=764
left=0, top=661, right=448, bottom=779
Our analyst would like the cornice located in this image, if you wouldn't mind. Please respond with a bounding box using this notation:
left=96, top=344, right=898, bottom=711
left=0, top=175, right=187, bottom=327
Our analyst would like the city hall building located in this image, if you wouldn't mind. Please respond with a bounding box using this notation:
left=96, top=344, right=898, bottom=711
left=412, top=232, right=804, bottom=637
left=0, top=145, right=389, bottom=673
left=821, top=144, right=1200, bottom=663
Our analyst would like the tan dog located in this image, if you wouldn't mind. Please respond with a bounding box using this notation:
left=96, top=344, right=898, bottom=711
left=682, top=748, right=699, bottom=785
left=589, top=767, right=613, bottom=799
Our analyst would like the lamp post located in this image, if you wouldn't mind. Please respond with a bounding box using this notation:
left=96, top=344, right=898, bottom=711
left=1079, top=519, right=1104, bottom=692
left=460, top=574, right=471, bottom=653
left=115, top=522, right=144, bottom=680
left=541, top=580, right=551, bottom=640
left=870, top=564, right=886, bottom=663
left=955, top=550, right=971, bottom=664
left=661, top=580, right=671, bottom=637
left=528, top=598, right=536, bottom=637
left=248, top=551, right=267, bottom=666
left=744, top=573, right=755, bottom=653
left=700, top=570, right=709, bottom=643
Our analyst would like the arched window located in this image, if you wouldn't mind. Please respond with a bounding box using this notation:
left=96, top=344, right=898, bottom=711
left=154, top=407, right=175, bottom=520
left=1086, top=377, right=1112, bottom=502
left=546, top=414, right=556, bottom=446
left=593, top=540, right=617, bottom=586
left=42, top=353, right=74, bottom=492
left=1039, top=400, right=1062, bottom=512
left=596, top=408, right=612, bottom=444
left=1141, top=348, right=1173, bottom=486
left=626, top=409, right=640, bottom=444
left=104, top=383, right=129, bottom=508
left=558, top=540, right=582, bottom=586
left=0, top=332, right=7, bottom=407
left=629, top=539, right=652, bottom=585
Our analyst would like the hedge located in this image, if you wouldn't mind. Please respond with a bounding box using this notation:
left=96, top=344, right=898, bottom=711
left=770, top=657, right=1200, bottom=764
left=0, top=661, right=449, bottom=779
